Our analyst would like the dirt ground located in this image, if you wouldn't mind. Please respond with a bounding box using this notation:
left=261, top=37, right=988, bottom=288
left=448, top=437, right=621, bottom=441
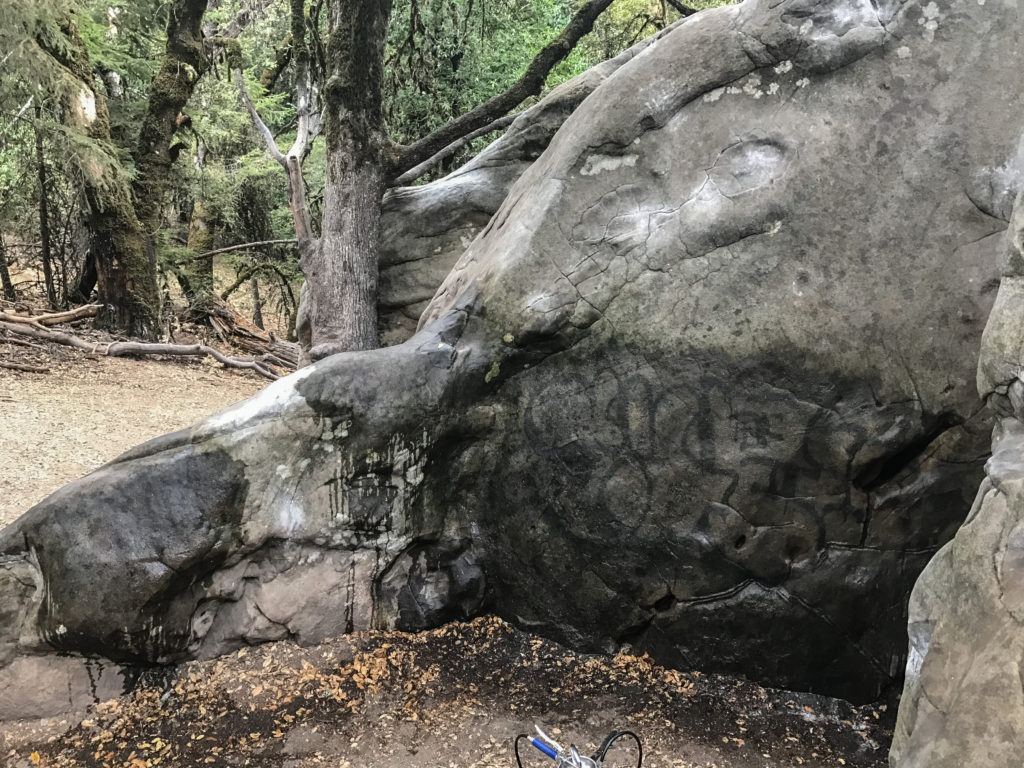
left=1, top=617, right=892, bottom=768
left=0, top=344, right=263, bottom=527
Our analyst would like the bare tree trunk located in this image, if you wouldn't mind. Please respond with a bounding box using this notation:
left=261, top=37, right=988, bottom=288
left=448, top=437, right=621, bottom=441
left=33, top=107, right=57, bottom=309
left=0, top=234, right=16, bottom=301
left=305, top=0, right=394, bottom=359
left=250, top=275, right=264, bottom=329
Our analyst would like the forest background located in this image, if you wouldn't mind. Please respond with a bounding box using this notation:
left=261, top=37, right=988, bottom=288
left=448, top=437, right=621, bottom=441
left=0, top=0, right=720, bottom=348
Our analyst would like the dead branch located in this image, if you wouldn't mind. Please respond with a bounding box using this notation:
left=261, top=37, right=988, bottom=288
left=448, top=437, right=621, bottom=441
left=206, top=296, right=299, bottom=369
left=393, top=0, right=614, bottom=176
left=198, top=240, right=297, bottom=259
left=0, top=320, right=280, bottom=380
left=235, top=69, right=287, bottom=166
left=665, top=0, right=699, bottom=16
left=0, top=304, right=100, bottom=327
left=0, top=360, right=49, bottom=373
left=391, top=111, right=519, bottom=187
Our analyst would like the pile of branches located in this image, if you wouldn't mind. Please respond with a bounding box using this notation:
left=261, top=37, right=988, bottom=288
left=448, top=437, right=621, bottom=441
left=0, top=302, right=298, bottom=380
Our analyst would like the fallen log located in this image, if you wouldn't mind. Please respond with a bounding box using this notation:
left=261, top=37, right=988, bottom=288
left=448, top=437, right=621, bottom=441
left=0, top=320, right=280, bottom=380
left=206, top=296, right=299, bottom=369
left=0, top=304, right=100, bottom=327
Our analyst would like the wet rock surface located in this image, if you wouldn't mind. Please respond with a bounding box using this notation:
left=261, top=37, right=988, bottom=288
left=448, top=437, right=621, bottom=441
left=2, top=0, right=1024, bottom=727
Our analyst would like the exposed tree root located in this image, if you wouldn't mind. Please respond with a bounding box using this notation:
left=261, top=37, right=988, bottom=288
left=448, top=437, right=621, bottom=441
left=0, top=320, right=281, bottom=380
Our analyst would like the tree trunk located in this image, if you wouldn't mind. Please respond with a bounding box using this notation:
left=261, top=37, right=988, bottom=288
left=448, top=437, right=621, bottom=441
left=41, top=17, right=158, bottom=335
left=132, top=0, right=211, bottom=323
left=70, top=250, right=97, bottom=304
left=133, top=0, right=209, bottom=234
left=250, top=275, right=264, bottom=329
left=0, top=234, right=16, bottom=301
left=34, top=107, right=57, bottom=309
left=184, top=201, right=215, bottom=310
left=306, top=0, right=394, bottom=359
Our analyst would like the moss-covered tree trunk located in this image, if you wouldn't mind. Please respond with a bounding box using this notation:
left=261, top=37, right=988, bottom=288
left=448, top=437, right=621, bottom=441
left=305, top=0, right=394, bottom=360
left=45, top=16, right=158, bottom=336
left=132, top=0, right=210, bottom=313
left=183, top=201, right=215, bottom=311
left=0, top=234, right=16, bottom=301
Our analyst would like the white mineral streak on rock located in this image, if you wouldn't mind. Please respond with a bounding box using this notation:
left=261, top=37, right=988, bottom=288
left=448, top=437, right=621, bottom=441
left=205, top=366, right=316, bottom=431
left=580, top=154, right=639, bottom=176
left=277, top=500, right=305, bottom=534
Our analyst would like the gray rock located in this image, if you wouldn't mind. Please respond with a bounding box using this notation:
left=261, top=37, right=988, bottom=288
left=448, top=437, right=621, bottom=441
left=3, top=0, right=1023, bottom=721
left=891, top=127, right=1024, bottom=766
left=890, top=421, right=1024, bottom=768
left=377, top=25, right=675, bottom=344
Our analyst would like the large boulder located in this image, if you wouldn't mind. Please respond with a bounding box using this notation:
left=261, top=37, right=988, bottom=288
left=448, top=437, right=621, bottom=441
left=3, top=0, right=1023, bottom=720
left=891, top=148, right=1024, bottom=767
left=377, top=27, right=674, bottom=344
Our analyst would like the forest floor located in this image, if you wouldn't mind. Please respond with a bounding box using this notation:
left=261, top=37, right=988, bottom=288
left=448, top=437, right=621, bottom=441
left=0, top=307, right=894, bottom=768
left=0, top=347, right=263, bottom=527
left=1, top=617, right=892, bottom=768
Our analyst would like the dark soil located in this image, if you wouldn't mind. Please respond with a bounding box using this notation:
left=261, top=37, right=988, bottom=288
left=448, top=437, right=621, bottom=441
left=1, top=616, right=892, bottom=768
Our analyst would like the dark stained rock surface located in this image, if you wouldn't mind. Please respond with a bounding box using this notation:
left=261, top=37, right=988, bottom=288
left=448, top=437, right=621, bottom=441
left=2, top=0, right=1024, bottom=726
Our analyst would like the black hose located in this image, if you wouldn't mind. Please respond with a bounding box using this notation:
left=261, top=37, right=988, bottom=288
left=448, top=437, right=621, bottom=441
left=515, top=733, right=531, bottom=768
left=593, top=729, right=643, bottom=768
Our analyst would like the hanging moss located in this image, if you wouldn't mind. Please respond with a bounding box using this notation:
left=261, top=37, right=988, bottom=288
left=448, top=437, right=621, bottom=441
left=212, top=36, right=244, bottom=72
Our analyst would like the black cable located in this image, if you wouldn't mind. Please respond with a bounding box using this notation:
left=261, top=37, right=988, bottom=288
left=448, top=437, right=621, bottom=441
left=593, top=729, right=643, bottom=768
left=515, top=733, right=531, bottom=768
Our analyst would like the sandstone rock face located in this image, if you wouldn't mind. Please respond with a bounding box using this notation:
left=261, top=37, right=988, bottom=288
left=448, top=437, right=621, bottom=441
left=377, top=29, right=671, bottom=344
left=891, top=147, right=1024, bottom=767
left=2, top=0, right=1023, bottom=720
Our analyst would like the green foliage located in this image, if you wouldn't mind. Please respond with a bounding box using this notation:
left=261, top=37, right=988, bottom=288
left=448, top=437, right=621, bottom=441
left=382, top=0, right=591, bottom=146
left=1, top=0, right=733, bottom=323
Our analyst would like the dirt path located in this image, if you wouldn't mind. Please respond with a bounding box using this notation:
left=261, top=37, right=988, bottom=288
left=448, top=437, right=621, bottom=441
left=0, top=617, right=892, bottom=768
left=0, top=354, right=263, bottom=527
